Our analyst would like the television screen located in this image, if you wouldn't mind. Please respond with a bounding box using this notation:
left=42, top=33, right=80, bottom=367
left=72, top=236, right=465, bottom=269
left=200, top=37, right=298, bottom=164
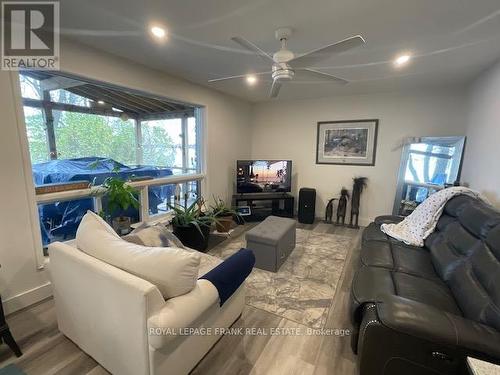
left=236, top=160, right=292, bottom=194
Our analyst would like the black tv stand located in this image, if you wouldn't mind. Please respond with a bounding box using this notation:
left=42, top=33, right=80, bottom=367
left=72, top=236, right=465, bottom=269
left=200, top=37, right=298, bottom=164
left=233, top=193, right=294, bottom=222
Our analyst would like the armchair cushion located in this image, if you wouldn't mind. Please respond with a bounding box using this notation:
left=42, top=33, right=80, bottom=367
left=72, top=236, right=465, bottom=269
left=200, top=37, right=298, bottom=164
left=76, top=211, right=200, bottom=299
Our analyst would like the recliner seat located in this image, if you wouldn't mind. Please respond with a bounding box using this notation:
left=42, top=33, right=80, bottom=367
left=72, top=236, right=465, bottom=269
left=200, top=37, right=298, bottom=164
left=350, top=195, right=500, bottom=374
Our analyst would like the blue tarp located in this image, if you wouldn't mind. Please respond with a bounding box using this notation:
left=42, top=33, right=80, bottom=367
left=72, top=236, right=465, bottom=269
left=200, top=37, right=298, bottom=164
left=33, top=157, right=173, bottom=185
left=34, top=157, right=174, bottom=245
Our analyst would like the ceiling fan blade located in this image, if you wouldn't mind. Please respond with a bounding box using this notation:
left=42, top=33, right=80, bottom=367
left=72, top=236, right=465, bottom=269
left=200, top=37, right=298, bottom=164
left=288, top=35, right=365, bottom=68
left=231, top=36, right=275, bottom=63
left=295, top=69, right=349, bottom=85
left=208, top=71, right=271, bottom=83
left=269, top=80, right=282, bottom=98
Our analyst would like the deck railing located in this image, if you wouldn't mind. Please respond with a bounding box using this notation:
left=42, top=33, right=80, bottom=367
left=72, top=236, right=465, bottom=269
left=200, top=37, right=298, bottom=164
left=35, top=173, right=204, bottom=250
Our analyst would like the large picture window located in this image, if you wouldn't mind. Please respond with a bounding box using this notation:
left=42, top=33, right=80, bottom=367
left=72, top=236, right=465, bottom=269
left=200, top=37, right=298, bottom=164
left=18, top=71, right=204, bottom=248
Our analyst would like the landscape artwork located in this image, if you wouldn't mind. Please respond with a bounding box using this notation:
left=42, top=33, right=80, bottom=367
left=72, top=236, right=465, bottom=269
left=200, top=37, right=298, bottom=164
left=316, top=119, right=378, bottom=166
left=323, top=128, right=369, bottom=158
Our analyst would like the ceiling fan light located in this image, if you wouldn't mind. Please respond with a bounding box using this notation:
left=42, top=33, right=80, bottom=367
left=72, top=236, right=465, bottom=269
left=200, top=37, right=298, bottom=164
left=246, top=75, right=257, bottom=85
left=150, top=25, right=167, bottom=39
left=394, top=54, right=411, bottom=67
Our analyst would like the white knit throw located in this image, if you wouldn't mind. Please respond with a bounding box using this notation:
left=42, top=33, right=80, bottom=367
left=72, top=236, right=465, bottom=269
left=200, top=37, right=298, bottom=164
left=381, top=187, right=482, bottom=247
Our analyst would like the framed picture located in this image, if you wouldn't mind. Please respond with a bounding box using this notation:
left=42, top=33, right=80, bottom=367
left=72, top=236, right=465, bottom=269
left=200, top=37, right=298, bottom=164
left=316, top=119, right=379, bottom=166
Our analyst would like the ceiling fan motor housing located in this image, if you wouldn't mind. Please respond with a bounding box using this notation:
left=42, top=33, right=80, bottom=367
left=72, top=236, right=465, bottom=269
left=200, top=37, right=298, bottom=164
left=272, top=63, right=294, bottom=81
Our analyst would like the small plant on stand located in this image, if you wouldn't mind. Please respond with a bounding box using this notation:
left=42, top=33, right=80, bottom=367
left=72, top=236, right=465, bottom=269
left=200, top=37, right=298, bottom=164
left=91, top=172, right=139, bottom=235
left=210, top=197, right=240, bottom=233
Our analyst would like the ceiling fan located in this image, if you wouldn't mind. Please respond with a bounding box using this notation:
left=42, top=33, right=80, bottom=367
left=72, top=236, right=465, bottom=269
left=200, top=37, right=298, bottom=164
left=208, top=28, right=366, bottom=98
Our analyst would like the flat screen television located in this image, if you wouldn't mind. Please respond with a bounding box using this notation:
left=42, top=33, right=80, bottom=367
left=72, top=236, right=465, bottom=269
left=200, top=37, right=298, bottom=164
left=236, top=160, right=292, bottom=194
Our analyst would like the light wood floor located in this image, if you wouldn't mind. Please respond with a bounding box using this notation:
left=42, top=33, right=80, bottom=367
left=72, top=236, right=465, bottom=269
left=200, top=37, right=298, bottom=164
left=0, top=221, right=361, bottom=375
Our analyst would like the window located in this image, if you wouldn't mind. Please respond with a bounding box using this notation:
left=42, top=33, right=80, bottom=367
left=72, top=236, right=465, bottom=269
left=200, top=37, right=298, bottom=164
left=141, top=118, right=182, bottom=169
left=18, top=71, right=204, bottom=248
left=148, top=180, right=199, bottom=216
left=24, top=107, right=49, bottom=163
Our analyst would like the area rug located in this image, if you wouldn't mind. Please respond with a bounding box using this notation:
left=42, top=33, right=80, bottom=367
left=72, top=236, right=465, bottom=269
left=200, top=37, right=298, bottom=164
left=206, top=228, right=352, bottom=328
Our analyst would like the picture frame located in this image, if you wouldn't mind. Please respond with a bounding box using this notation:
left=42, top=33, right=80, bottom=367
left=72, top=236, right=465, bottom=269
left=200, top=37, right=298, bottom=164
left=316, top=119, right=379, bottom=166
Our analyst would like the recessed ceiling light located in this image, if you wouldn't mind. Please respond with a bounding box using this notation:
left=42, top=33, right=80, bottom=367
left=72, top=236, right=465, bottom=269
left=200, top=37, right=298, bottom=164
left=97, top=100, right=105, bottom=105
left=246, top=74, right=257, bottom=85
left=150, top=26, right=167, bottom=39
left=394, top=54, right=411, bottom=67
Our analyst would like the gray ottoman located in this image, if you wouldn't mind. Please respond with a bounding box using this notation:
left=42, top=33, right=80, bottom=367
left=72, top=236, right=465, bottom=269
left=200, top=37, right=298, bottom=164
left=245, top=216, right=296, bottom=272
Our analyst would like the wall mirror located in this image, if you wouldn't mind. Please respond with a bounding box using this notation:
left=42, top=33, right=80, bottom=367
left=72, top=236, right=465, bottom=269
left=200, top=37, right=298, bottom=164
left=393, top=136, right=466, bottom=215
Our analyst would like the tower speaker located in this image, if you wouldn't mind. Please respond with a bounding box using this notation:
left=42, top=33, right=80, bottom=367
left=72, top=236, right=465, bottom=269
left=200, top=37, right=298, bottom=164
left=298, top=188, right=316, bottom=224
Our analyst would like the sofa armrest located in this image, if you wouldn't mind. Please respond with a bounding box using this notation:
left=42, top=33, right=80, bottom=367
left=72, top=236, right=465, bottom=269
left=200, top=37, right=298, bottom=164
left=147, top=279, right=219, bottom=349
left=376, top=294, right=500, bottom=361
left=200, top=248, right=255, bottom=306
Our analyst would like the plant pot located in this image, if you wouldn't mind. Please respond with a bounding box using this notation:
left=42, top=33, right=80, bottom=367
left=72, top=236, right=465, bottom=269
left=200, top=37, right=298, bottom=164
left=173, top=223, right=211, bottom=252
left=216, top=214, right=234, bottom=233
left=112, top=216, right=132, bottom=235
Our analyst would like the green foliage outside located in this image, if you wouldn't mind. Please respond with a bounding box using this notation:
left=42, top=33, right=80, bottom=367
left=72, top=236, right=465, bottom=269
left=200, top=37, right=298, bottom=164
left=54, top=111, right=137, bottom=165
left=141, top=121, right=178, bottom=167
left=24, top=109, right=49, bottom=164
left=21, top=74, right=178, bottom=168
left=23, top=107, right=177, bottom=168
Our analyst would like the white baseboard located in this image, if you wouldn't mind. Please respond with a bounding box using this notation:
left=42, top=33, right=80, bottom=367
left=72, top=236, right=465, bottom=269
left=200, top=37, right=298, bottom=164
left=3, top=282, right=52, bottom=315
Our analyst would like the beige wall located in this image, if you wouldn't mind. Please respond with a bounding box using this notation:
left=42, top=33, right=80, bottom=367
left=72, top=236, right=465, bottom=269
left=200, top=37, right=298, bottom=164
left=0, top=39, right=252, bottom=313
left=461, top=60, right=500, bottom=208
left=0, top=73, right=51, bottom=314
left=250, top=90, right=468, bottom=225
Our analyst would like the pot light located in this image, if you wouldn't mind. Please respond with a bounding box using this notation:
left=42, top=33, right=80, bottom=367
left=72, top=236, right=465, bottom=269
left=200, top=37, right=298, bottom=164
left=150, top=26, right=167, bottom=39
left=97, top=100, right=105, bottom=105
left=394, top=54, right=411, bottom=67
left=246, top=74, right=257, bottom=85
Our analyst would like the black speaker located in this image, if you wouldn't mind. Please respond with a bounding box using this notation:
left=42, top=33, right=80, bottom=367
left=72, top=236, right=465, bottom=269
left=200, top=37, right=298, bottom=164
left=298, top=188, right=316, bottom=224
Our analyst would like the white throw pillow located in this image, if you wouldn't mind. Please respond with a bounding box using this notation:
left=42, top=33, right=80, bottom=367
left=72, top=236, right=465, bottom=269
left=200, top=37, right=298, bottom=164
left=76, top=211, right=200, bottom=299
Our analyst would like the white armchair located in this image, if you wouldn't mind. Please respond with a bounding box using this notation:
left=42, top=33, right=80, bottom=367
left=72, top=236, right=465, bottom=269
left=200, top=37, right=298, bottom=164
left=49, top=241, right=245, bottom=375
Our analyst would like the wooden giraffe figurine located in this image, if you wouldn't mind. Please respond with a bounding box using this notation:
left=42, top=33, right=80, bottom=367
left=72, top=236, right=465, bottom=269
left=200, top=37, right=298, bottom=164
left=349, top=177, right=368, bottom=228
left=336, top=188, right=350, bottom=225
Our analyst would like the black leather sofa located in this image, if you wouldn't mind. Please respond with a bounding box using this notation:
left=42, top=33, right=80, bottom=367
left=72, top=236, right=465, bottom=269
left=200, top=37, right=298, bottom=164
left=350, top=195, right=500, bottom=375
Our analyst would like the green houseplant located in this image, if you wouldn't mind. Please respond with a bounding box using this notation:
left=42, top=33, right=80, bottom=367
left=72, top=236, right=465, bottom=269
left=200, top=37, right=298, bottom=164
left=210, top=197, right=239, bottom=233
left=168, top=198, right=216, bottom=252
left=92, top=175, right=140, bottom=234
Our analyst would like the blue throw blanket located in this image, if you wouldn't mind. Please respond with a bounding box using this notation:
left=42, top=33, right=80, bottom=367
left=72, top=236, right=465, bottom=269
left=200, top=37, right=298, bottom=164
left=200, top=248, right=255, bottom=306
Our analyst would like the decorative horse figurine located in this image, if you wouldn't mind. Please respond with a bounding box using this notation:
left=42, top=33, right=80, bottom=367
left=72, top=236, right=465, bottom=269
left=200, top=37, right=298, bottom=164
left=349, top=177, right=368, bottom=228
left=324, top=198, right=337, bottom=223
left=336, top=188, right=350, bottom=225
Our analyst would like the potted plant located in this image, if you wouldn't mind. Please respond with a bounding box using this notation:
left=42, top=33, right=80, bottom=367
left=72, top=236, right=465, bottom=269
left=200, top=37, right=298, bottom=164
left=210, top=197, right=239, bottom=233
left=168, top=198, right=216, bottom=252
left=92, top=175, right=140, bottom=235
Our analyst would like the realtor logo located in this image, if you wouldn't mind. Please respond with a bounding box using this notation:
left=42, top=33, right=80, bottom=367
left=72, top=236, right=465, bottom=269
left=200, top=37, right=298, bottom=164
left=1, top=1, right=60, bottom=70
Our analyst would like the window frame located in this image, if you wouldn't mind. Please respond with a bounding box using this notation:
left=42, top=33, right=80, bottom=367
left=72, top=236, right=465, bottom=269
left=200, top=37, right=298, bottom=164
left=13, top=71, right=206, bottom=269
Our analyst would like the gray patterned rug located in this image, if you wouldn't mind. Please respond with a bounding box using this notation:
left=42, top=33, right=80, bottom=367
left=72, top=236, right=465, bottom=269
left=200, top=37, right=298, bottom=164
left=206, top=228, right=352, bottom=328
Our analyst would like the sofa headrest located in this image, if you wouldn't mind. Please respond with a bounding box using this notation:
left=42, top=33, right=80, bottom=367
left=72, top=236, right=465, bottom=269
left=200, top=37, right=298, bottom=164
left=458, top=203, right=500, bottom=239
left=443, top=195, right=476, bottom=217
left=486, top=225, right=500, bottom=259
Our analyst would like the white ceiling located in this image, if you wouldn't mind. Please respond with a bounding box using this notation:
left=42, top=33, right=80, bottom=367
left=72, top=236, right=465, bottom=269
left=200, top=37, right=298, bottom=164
left=60, top=0, right=500, bottom=102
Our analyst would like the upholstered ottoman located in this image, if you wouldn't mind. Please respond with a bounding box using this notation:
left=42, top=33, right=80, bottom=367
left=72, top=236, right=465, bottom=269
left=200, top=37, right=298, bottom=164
left=245, top=216, right=296, bottom=272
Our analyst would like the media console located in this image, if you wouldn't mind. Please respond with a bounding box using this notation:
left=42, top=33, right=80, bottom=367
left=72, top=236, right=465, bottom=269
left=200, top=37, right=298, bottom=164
left=232, top=193, right=294, bottom=222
